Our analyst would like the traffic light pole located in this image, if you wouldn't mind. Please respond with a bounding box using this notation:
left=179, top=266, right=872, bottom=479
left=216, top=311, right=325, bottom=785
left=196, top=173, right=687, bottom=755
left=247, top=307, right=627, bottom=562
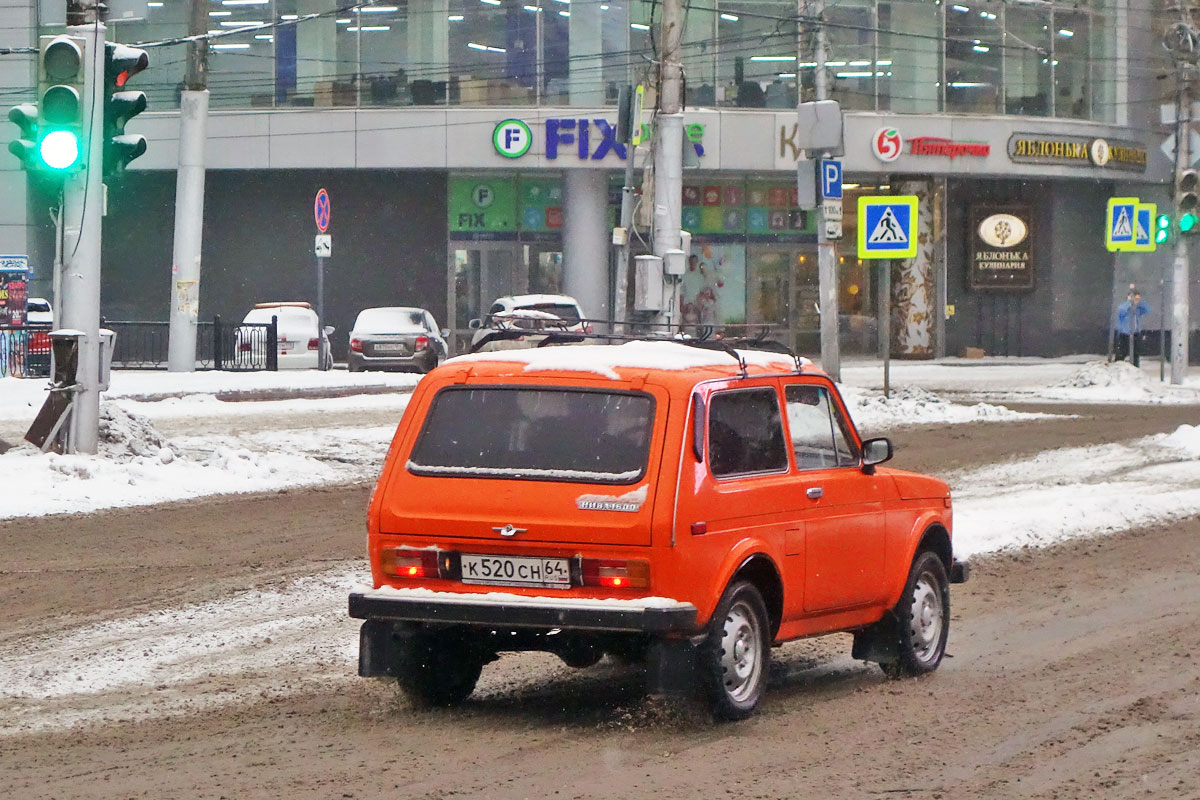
left=59, top=9, right=106, bottom=453
left=1172, top=77, right=1192, bottom=385
left=167, top=0, right=210, bottom=372
left=811, top=0, right=840, bottom=382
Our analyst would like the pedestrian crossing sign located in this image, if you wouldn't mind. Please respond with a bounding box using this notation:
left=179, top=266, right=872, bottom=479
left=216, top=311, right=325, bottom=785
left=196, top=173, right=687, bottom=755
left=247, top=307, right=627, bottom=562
left=857, top=195, right=919, bottom=259
left=1105, top=197, right=1138, bottom=252
left=1130, top=202, right=1156, bottom=253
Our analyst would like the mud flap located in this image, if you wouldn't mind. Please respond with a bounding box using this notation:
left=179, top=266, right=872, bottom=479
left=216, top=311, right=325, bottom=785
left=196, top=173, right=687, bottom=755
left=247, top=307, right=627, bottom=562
left=646, top=637, right=700, bottom=695
left=852, top=613, right=900, bottom=665
left=358, top=619, right=402, bottom=678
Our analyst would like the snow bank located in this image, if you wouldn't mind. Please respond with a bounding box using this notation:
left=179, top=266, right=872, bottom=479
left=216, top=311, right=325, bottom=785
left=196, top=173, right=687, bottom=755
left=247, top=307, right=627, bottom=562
left=839, top=385, right=1057, bottom=432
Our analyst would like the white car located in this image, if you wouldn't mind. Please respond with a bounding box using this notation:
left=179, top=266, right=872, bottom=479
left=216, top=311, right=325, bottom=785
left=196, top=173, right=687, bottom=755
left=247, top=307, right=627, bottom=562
left=468, top=293, right=590, bottom=352
left=26, top=297, right=53, bottom=325
left=239, top=302, right=333, bottom=370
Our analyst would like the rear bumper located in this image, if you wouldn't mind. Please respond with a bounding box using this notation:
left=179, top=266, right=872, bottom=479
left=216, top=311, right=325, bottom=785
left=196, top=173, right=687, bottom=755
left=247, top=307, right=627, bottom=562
left=349, top=352, right=428, bottom=371
left=348, top=587, right=698, bottom=634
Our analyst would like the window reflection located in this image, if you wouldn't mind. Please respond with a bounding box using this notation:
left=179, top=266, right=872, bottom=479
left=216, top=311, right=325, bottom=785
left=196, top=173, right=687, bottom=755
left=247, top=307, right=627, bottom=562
left=95, top=0, right=1113, bottom=118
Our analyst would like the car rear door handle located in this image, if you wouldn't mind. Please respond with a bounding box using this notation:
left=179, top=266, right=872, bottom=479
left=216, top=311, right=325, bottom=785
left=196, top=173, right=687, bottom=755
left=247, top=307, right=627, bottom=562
left=806, top=487, right=823, bottom=500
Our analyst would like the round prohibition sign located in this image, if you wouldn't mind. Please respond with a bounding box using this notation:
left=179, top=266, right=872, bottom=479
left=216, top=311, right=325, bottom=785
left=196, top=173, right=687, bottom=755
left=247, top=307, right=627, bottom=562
left=314, top=188, right=331, bottom=232
left=493, top=119, right=533, bottom=159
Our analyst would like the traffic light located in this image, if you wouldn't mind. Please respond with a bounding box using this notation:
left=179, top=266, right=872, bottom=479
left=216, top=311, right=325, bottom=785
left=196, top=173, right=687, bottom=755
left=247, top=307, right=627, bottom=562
left=1177, top=168, right=1199, bottom=234
left=1157, top=213, right=1172, bottom=244
left=7, top=103, right=39, bottom=169
left=103, top=42, right=149, bottom=178
left=37, top=35, right=86, bottom=172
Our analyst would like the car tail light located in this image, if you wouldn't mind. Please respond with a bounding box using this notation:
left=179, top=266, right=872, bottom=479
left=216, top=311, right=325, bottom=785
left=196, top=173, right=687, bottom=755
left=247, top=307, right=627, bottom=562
left=350, top=338, right=363, bottom=353
left=238, top=342, right=251, bottom=352
left=414, top=335, right=429, bottom=351
left=308, top=337, right=319, bottom=351
left=581, top=558, right=649, bottom=589
left=29, top=332, right=51, bottom=354
left=380, top=547, right=442, bottom=579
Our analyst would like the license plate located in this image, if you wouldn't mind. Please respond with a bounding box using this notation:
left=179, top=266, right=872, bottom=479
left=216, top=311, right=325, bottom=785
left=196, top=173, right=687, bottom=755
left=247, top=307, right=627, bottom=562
left=460, top=554, right=571, bottom=589
left=373, top=343, right=406, bottom=354
left=279, top=342, right=294, bottom=351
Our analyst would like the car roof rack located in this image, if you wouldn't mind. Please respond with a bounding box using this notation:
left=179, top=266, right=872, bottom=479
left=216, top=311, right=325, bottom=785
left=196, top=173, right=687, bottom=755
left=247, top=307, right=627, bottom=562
left=496, top=321, right=808, bottom=375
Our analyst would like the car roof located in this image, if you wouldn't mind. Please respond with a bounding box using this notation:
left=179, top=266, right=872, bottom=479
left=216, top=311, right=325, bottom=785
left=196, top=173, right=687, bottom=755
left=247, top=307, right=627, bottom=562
left=494, top=294, right=582, bottom=308
left=255, top=301, right=313, bottom=309
left=444, top=341, right=816, bottom=389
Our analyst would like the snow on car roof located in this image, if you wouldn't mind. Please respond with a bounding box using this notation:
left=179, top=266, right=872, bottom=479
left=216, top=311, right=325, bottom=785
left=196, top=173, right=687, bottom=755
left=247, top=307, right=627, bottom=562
left=494, top=308, right=563, bottom=320
left=353, top=307, right=427, bottom=333
left=450, top=340, right=807, bottom=380
left=500, top=294, right=581, bottom=308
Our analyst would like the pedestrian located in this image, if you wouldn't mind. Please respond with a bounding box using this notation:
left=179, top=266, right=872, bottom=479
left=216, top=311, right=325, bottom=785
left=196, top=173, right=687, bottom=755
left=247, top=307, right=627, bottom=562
left=1115, top=288, right=1150, bottom=366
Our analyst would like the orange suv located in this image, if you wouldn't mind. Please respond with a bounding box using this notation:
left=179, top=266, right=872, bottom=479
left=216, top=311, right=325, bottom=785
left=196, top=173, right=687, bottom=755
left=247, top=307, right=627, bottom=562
left=349, top=340, right=967, bottom=719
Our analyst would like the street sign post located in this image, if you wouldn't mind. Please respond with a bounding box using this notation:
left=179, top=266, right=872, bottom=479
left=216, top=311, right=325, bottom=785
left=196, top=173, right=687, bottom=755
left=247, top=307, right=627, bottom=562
left=1105, top=196, right=1137, bottom=252
left=857, top=195, right=918, bottom=260
left=314, top=188, right=330, bottom=369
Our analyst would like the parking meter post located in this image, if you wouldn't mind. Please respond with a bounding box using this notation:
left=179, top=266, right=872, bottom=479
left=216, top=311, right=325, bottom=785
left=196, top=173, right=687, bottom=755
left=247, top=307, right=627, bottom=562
left=267, top=315, right=278, bottom=371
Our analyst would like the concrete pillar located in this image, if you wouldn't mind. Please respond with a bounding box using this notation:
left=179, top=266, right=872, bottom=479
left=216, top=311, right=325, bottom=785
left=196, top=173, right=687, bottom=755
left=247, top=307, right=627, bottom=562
left=407, top=0, right=449, bottom=84
left=567, top=0, right=604, bottom=105
left=0, top=3, right=42, bottom=295
left=562, top=169, right=609, bottom=323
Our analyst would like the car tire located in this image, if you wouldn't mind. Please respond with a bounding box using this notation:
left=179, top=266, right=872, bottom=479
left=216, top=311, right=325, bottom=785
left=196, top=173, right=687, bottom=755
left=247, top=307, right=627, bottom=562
left=699, top=580, right=770, bottom=721
left=882, top=550, right=950, bottom=679
left=395, top=631, right=487, bottom=708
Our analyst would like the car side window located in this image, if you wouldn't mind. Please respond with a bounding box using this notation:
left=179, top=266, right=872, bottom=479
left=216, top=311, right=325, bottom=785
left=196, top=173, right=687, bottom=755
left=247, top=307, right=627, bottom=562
left=708, top=388, right=788, bottom=477
left=784, top=385, right=840, bottom=470
left=829, top=398, right=860, bottom=466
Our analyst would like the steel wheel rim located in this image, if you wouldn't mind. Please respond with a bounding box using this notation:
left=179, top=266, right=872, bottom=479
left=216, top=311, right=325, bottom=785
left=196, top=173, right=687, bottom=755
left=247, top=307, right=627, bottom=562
left=719, top=599, right=763, bottom=703
left=909, top=569, right=945, bottom=664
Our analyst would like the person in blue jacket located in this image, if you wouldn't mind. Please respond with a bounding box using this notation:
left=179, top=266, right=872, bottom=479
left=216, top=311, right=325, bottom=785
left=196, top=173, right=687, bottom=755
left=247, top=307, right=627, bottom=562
left=1116, top=289, right=1150, bottom=366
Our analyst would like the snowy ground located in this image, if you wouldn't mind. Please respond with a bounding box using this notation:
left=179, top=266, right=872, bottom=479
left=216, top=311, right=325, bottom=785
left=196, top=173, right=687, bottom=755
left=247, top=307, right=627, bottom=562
left=3, top=356, right=1200, bottom=736
left=2, top=355, right=1199, bottom=540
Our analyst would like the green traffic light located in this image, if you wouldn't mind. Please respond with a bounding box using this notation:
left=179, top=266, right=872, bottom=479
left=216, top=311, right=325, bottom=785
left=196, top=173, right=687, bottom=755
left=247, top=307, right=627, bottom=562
left=1181, top=212, right=1198, bottom=233
left=38, top=129, right=79, bottom=170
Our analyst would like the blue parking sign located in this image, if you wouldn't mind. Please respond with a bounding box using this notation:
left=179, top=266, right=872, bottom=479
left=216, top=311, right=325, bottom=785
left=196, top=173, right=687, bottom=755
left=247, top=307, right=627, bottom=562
left=857, top=196, right=918, bottom=259
left=821, top=159, right=842, bottom=200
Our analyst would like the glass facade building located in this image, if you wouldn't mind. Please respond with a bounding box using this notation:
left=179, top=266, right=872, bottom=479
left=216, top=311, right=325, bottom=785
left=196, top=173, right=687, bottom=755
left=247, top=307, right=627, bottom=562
left=102, top=0, right=1115, bottom=121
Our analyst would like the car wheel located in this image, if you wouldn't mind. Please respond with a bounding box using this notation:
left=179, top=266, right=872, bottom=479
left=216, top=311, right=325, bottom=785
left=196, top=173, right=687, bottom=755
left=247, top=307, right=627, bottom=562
left=699, top=580, right=770, bottom=721
left=395, top=631, right=488, bottom=708
left=882, top=550, right=950, bottom=679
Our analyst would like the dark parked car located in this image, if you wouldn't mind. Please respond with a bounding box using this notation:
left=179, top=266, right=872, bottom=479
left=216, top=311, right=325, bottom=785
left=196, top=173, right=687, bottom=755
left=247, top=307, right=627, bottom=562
left=348, top=307, right=449, bottom=373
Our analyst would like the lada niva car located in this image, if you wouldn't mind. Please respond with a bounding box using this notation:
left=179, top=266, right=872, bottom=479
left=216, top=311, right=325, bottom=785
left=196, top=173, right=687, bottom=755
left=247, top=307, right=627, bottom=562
left=349, top=340, right=967, bottom=720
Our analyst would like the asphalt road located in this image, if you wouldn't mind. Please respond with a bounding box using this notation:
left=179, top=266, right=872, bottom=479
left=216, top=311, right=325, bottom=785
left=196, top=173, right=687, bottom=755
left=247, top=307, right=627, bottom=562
left=2, top=403, right=1198, bottom=799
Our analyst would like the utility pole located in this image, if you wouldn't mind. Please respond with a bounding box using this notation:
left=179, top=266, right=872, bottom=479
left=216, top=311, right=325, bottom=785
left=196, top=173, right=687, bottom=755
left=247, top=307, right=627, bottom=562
left=1172, top=82, right=1192, bottom=384
left=652, top=0, right=684, bottom=329
left=58, top=0, right=107, bottom=453
left=810, top=0, right=840, bottom=380
left=167, top=0, right=210, bottom=371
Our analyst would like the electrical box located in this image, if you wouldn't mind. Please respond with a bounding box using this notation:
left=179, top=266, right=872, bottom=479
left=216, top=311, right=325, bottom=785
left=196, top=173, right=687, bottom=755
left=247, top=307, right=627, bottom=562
left=664, top=248, right=686, bottom=276
left=98, top=328, right=115, bottom=391
left=634, top=255, right=664, bottom=311
left=612, top=226, right=628, bottom=246
left=679, top=230, right=692, bottom=259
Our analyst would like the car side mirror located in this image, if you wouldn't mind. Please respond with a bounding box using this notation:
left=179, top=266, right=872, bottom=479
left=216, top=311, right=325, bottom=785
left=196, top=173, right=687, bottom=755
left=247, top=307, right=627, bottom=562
left=441, top=328, right=451, bottom=338
left=323, top=325, right=335, bottom=336
left=861, top=437, right=893, bottom=474
left=468, top=318, right=482, bottom=330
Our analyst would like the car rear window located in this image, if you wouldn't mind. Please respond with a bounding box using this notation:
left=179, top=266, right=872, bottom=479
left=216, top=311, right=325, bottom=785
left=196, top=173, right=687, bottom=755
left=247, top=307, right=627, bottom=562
left=523, top=303, right=581, bottom=325
left=408, top=387, right=654, bottom=484
left=354, top=308, right=425, bottom=333
left=243, top=307, right=315, bottom=328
